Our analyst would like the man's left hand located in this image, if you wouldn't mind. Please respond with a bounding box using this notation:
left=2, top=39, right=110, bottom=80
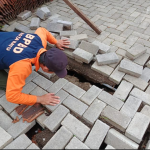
left=56, top=39, right=70, bottom=50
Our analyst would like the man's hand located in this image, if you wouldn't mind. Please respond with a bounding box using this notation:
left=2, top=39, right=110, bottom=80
left=37, top=93, right=60, bottom=106
left=56, top=39, right=70, bottom=50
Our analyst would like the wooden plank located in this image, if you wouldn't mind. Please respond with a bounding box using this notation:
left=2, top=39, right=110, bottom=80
left=63, top=0, right=101, bottom=35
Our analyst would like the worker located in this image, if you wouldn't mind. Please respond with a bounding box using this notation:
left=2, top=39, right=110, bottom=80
left=0, top=27, right=70, bottom=106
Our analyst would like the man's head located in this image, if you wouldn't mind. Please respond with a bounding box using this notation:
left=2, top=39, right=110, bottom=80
left=39, top=48, right=68, bottom=78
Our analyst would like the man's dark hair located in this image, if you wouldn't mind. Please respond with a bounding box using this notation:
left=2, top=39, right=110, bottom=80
left=39, top=52, right=46, bottom=65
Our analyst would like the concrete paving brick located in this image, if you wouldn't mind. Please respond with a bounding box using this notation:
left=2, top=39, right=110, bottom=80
left=25, top=71, right=39, bottom=84
left=130, top=88, right=150, bottom=105
left=36, top=8, right=47, bottom=20
left=32, top=75, right=53, bottom=90
left=57, top=20, right=73, bottom=30
left=47, top=23, right=63, bottom=33
left=4, top=134, right=32, bottom=149
left=105, top=128, right=139, bottom=149
left=0, top=110, right=13, bottom=130
left=30, top=17, right=40, bottom=30
left=36, top=112, right=48, bottom=129
left=96, top=52, right=119, bottom=65
left=41, top=7, right=51, bottom=17
left=145, top=85, right=150, bottom=95
left=0, top=127, right=13, bottom=149
left=125, top=35, right=138, bottom=46
left=7, top=119, right=35, bottom=139
left=112, top=41, right=131, bottom=51
left=105, top=145, right=115, bottom=149
left=65, top=137, right=90, bottom=149
left=43, top=126, right=73, bottom=149
left=113, top=80, right=133, bottom=101
left=109, top=66, right=125, bottom=84
left=10, top=110, right=22, bottom=120
left=44, top=105, right=69, bottom=132
left=141, top=105, right=150, bottom=119
left=116, top=48, right=126, bottom=57
left=63, top=95, right=88, bottom=116
left=0, top=95, right=18, bottom=114
left=120, top=96, right=142, bottom=118
left=85, top=120, right=110, bottom=149
left=37, top=68, right=55, bottom=79
left=79, top=41, right=99, bottom=56
left=125, top=112, right=150, bottom=144
left=108, top=54, right=122, bottom=68
left=92, top=40, right=110, bottom=53
left=30, top=86, right=48, bottom=96
left=61, top=114, right=90, bottom=141
left=119, top=58, right=143, bottom=77
left=126, top=44, right=146, bottom=59
left=146, top=140, right=150, bottom=149
left=91, top=62, right=114, bottom=77
left=6, top=22, right=19, bottom=32
left=0, top=106, right=2, bottom=110
left=147, top=60, right=150, bottom=68
left=83, top=99, right=106, bottom=125
left=109, top=34, right=126, bottom=43
left=22, top=82, right=37, bottom=94
left=70, top=34, right=88, bottom=41
left=80, top=85, right=102, bottom=105
left=124, top=74, right=148, bottom=91
left=73, top=48, right=94, bottom=64
left=0, top=90, right=5, bottom=98
left=140, top=67, right=150, bottom=82
left=15, top=23, right=29, bottom=33
left=63, top=82, right=85, bottom=99
left=47, top=78, right=68, bottom=94
left=60, top=30, right=77, bottom=37
left=1, top=24, right=9, bottom=31
left=17, top=10, right=32, bottom=20
left=98, top=91, right=124, bottom=110
left=134, top=53, right=149, bottom=66
left=27, top=143, right=40, bottom=149
left=101, top=106, right=131, bottom=132
left=46, top=89, right=69, bottom=112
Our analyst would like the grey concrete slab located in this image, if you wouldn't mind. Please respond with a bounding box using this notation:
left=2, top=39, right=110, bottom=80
left=30, top=86, right=48, bottom=96
left=37, top=68, right=55, bottom=79
left=57, top=20, right=73, bottom=30
left=15, top=23, right=29, bottom=33
left=47, top=23, right=63, bottom=33
left=22, top=82, right=37, bottom=94
left=41, top=7, right=51, bottom=18
left=140, top=67, right=150, bottom=82
left=141, top=105, right=150, bottom=119
left=25, top=71, right=39, bottom=84
left=60, top=30, right=77, bottom=37
left=36, top=112, right=48, bottom=129
left=30, top=17, right=40, bottom=30
left=17, top=10, right=32, bottom=20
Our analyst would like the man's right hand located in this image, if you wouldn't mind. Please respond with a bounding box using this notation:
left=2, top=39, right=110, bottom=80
left=37, top=93, right=60, bottom=106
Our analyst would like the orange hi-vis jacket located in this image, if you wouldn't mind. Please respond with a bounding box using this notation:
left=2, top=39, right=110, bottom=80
left=0, top=27, right=57, bottom=105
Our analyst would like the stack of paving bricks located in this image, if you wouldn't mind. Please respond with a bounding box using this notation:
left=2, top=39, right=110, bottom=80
left=0, top=0, right=52, bottom=25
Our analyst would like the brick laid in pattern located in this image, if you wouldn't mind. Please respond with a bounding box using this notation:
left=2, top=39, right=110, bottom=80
left=4, top=134, right=32, bottom=149
left=70, top=34, right=88, bottom=41
left=79, top=41, right=99, bottom=56
left=7, top=119, right=35, bottom=139
left=105, top=128, right=139, bottom=149
left=73, top=48, right=94, bottom=64
left=113, top=80, right=133, bottom=101
left=0, top=127, right=13, bottom=149
left=17, top=10, right=32, bottom=21
left=44, top=105, right=70, bottom=132
left=25, top=71, right=39, bottom=84
left=140, top=67, right=150, bottom=82
left=30, top=86, right=48, bottom=96
left=92, top=40, right=110, bottom=53
left=43, top=126, right=73, bottom=149
left=22, top=82, right=37, bottom=94
left=30, top=17, right=40, bottom=30
left=36, top=9, right=47, bottom=20
left=65, top=137, right=90, bottom=149
left=61, top=114, right=90, bottom=141
left=120, top=96, right=142, bottom=118
left=96, top=52, right=119, bottom=65
left=63, top=82, right=86, bottom=99
left=141, top=105, right=150, bottom=119
left=37, top=68, right=55, bottom=79
left=0, top=110, right=13, bottom=130
left=119, top=58, right=143, bottom=77
left=125, top=112, right=150, bottom=144
left=105, top=145, right=115, bottom=149
left=36, top=113, right=48, bottom=129
left=15, top=23, right=29, bottom=33
left=47, top=23, right=63, bottom=33
left=101, top=106, right=131, bottom=132
left=134, top=53, right=149, bottom=66
left=27, top=143, right=39, bottom=149
left=98, top=91, right=124, bottom=110
left=60, top=30, right=77, bottom=37
left=57, top=20, right=73, bottom=30
left=80, top=85, right=102, bottom=105
left=85, top=120, right=110, bottom=149
left=46, top=89, right=69, bottom=112
left=130, top=88, right=150, bottom=105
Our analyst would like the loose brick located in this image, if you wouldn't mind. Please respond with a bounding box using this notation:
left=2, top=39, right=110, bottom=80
left=134, top=53, right=149, bottom=66
left=80, top=85, right=102, bottom=105
left=57, top=20, right=73, bottom=30
left=6, top=22, right=19, bottom=32
left=130, top=88, right=150, bottom=105
left=37, top=68, right=55, bottom=79
left=65, top=137, right=90, bottom=149
left=63, top=82, right=86, bottom=99
left=96, top=52, right=119, bottom=65
left=70, top=34, right=88, bottom=41
left=43, top=126, right=73, bottom=149
left=140, top=67, right=150, bottom=82
left=98, top=91, right=124, bottom=110
left=126, top=44, right=146, bottom=59
left=47, top=23, right=63, bottom=33
left=36, top=112, right=48, bottom=129
left=73, top=48, right=94, bottom=64
left=141, top=105, right=150, bottom=119
left=120, top=96, right=142, bottom=118
left=40, top=7, right=51, bottom=18
left=22, top=82, right=37, bottom=94
left=125, top=112, right=150, bottom=144
left=0, top=127, right=13, bottom=149
left=105, top=128, right=139, bottom=149
left=17, top=10, right=32, bottom=21
left=60, top=30, right=77, bottom=37
left=30, top=86, right=48, bottom=96
left=113, top=80, right=133, bottom=101
left=30, top=17, right=40, bottom=30
left=79, top=41, right=99, bottom=56
left=146, top=140, right=150, bottom=149
left=44, top=105, right=70, bottom=132
left=119, top=58, right=143, bottom=77
left=101, top=106, right=131, bottom=132
left=92, top=40, right=110, bottom=53
left=85, top=120, right=110, bottom=149
left=61, top=114, right=90, bottom=141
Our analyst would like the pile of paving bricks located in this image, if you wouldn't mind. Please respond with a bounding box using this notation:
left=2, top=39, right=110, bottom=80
left=0, top=0, right=52, bottom=25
